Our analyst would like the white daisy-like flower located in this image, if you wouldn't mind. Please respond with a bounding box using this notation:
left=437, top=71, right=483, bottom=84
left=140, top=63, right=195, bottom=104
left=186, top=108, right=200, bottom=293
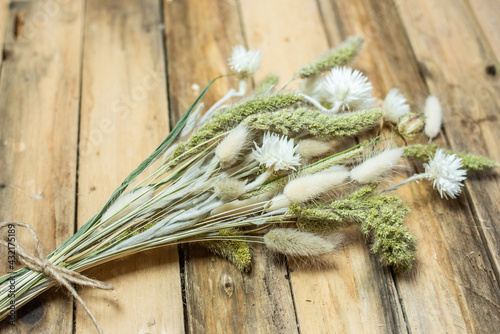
left=424, top=149, right=467, bottom=199
left=382, top=88, right=410, bottom=123
left=252, top=132, right=301, bottom=172
left=228, top=45, right=262, bottom=77
left=323, top=67, right=375, bottom=112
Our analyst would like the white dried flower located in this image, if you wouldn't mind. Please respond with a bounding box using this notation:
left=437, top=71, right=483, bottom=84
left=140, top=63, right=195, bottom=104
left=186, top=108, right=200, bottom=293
left=424, top=149, right=466, bottom=199
left=382, top=89, right=410, bottom=123
left=424, top=95, right=442, bottom=139
left=252, top=132, right=301, bottom=172
left=228, top=45, right=262, bottom=77
left=323, top=67, right=375, bottom=112
left=350, top=147, right=404, bottom=184
left=264, top=229, right=343, bottom=257
left=215, top=125, right=251, bottom=168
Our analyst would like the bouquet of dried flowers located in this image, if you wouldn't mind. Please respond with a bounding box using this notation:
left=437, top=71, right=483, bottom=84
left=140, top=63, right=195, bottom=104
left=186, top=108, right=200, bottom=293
left=0, top=36, right=496, bottom=333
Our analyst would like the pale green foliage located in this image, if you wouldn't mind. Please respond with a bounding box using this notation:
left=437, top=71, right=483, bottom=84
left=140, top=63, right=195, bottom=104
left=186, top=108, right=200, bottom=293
left=203, top=230, right=252, bottom=272
left=290, top=184, right=416, bottom=272
left=174, top=93, right=304, bottom=159
left=243, top=108, right=382, bottom=140
left=296, top=36, right=364, bottom=78
left=255, top=74, right=279, bottom=94
left=403, top=144, right=498, bottom=172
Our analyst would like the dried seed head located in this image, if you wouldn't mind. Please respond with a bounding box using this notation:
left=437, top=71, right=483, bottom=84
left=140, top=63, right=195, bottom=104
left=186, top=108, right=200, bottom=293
left=424, top=95, right=442, bottom=139
left=296, top=36, right=364, bottom=78
left=215, top=125, right=251, bottom=168
left=267, top=194, right=291, bottom=212
left=284, top=165, right=350, bottom=203
left=397, top=112, right=425, bottom=140
left=297, top=138, right=332, bottom=159
left=350, top=147, right=404, bottom=184
left=214, top=178, right=247, bottom=202
left=264, top=229, right=343, bottom=257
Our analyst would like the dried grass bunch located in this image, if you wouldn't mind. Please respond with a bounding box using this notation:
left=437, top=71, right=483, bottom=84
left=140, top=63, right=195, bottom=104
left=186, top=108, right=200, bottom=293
left=0, top=37, right=497, bottom=332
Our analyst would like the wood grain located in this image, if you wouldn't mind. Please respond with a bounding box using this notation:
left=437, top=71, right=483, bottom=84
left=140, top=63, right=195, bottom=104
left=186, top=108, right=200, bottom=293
left=240, top=0, right=329, bottom=86
left=317, top=0, right=428, bottom=104
left=164, top=0, right=298, bottom=332
left=75, top=0, right=184, bottom=333
left=0, top=0, right=499, bottom=332
left=330, top=0, right=500, bottom=331
left=0, top=0, right=9, bottom=70
left=0, top=0, right=83, bottom=332
left=164, top=0, right=243, bottom=126
left=395, top=0, right=500, bottom=271
left=183, top=245, right=297, bottom=334
left=466, top=0, right=500, bottom=61
left=239, top=1, right=408, bottom=332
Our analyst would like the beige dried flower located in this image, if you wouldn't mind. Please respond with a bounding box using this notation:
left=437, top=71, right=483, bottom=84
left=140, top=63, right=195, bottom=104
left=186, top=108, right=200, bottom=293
left=215, top=125, right=251, bottom=168
left=350, top=148, right=404, bottom=184
left=424, top=95, right=442, bottom=139
left=264, top=229, right=343, bottom=257
left=297, top=138, right=332, bottom=159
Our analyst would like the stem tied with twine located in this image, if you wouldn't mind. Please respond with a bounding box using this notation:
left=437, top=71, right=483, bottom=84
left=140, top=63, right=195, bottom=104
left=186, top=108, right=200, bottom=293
left=0, top=222, right=112, bottom=334
left=0, top=77, right=222, bottom=333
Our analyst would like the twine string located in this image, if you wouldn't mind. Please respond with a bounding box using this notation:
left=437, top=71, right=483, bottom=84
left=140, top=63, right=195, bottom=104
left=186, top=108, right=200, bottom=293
left=0, top=222, right=112, bottom=334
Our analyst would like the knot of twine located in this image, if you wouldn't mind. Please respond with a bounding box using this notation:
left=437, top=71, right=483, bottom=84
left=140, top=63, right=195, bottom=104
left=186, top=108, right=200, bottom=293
left=0, top=222, right=112, bottom=334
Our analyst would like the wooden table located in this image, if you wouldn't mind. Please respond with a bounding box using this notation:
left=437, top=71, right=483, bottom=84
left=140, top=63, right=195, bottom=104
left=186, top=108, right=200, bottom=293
left=1, top=0, right=499, bottom=333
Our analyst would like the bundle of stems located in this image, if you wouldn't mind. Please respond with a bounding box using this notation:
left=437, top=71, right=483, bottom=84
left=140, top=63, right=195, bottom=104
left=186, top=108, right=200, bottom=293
left=0, top=36, right=497, bottom=329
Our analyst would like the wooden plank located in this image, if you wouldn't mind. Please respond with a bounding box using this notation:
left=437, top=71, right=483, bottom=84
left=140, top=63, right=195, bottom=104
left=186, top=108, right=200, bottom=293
left=0, top=0, right=83, bottom=332
left=75, top=0, right=184, bottom=333
left=466, top=0, right=500, bottom=61
left=240, top=0, right=329, bottom=86
left=183, top=245, right=298, bottom=334
left=328, top=0, right=500, bottom=332
left=0, top=0, right=9, bottom=70
left=164, top=0, right=243, bottom=126
left=317, top=0, right=427, bottom=105
left=163, top=1, right=298, bottom=332
left=239, top=1, right=408, bottom=333
left=321, top=0, right=500, bottom=332
left=395, top=0, right=500, bottom=266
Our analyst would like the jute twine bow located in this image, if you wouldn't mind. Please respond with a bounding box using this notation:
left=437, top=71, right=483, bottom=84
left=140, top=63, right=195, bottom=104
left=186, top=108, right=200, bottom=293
left=0, top=222, right=113, bottom=334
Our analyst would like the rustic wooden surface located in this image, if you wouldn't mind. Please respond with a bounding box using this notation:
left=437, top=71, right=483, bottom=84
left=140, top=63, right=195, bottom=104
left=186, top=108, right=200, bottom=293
left=0, top=0, right=9, bottom=70
left=0, top=1, right=82, bottom=332
left=0, top=0, right=499, bottom=333
left=75, top=0, right=184, bottom=333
